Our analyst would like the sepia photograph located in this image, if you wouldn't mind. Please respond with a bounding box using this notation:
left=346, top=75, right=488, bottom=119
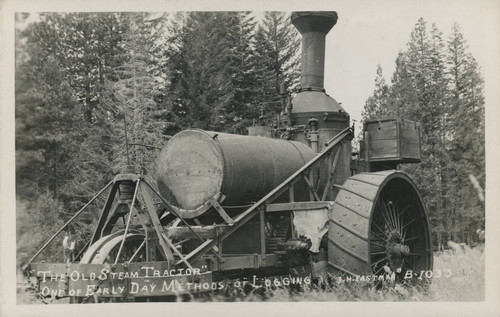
left=1, top=0, right=499, bottom=316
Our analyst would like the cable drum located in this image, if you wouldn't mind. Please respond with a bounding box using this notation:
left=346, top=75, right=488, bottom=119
left=156, top=129, right=316, bottom=219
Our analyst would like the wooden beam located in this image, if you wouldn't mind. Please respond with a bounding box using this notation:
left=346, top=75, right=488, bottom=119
left=160, top=233, right=194, bottom=270
left=165, top=225, right=231, bottom=240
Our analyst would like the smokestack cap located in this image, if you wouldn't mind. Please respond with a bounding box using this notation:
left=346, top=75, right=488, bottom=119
left=291, top=11, right=338, bottom=34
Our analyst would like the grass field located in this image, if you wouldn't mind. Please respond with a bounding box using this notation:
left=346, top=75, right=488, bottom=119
left=17, top=245, right=484, bottom=303
left=425, top=245, right=485, bottom=301
left=197, top=245, right=484, bottom=302
left=231, top=245, right=485, bottom=302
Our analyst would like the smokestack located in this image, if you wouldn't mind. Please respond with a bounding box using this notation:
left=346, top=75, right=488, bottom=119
left=288, top=11, right=350, bottom=182
left=291, top=12, right=338, bottom=91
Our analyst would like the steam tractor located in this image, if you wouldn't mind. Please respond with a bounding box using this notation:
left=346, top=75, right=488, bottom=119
left=24, top=11, right=432, bottom=302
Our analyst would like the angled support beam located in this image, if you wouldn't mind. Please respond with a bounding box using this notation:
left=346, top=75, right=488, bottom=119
left=90, top=182, right=119, bottom=244
left=140, top=182, right=175, bottom=266
left=26, top=180, right=114, bottom=266
left=209, top=197, right=235, bottom=224
left=303, top=174, right=321, bottom=201
left=142, top=181, right=223, bottom=262
left=322, top=145, right=342, bottom=201
left=160, top=233, right=194, bottom=270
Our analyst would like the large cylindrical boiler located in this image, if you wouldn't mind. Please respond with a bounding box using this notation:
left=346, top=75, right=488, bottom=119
left=157, top=129, right=315, bottom=219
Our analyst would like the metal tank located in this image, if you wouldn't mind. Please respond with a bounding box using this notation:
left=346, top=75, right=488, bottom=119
left=156, top=129, right=315, bottom=219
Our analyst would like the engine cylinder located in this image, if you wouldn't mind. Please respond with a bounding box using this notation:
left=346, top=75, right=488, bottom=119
left=157, top=129, right=315, bottom=218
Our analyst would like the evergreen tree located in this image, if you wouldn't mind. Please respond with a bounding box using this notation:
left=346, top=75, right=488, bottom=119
left=164, top=12, right=231, bottom=131
left=361, top=18, right=485, bottom=246
left=109, top=12, right=170, bottom=178
left=163, top=12, right=300, bottom=133
left=15, top=13, right=128, bottom=260
left=361, top=64, right=390, bottom=120
left=165, top=12, right=263, bottom=132
left=254, top=12, right=300, bottom=116
left=221, top=12, right=260, bottom=133
left=444, top=23, right=485, bottom=243
left=389, top=19, right=448, bottom=245
left=23, top=13, right=127, bottom=122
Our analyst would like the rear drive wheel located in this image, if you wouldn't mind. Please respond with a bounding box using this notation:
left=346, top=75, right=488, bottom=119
left=328, top=170, right=432, bottom=284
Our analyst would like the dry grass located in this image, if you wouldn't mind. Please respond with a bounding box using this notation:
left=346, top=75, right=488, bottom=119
left=204, top=245, right=485, bottom=302
left=426, top=245, right=485, bottom=301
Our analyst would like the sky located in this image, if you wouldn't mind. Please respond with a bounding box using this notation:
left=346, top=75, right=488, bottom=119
left=320, top=0, right=495, bottom=125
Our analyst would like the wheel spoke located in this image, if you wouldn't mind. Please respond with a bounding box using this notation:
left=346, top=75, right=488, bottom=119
left=370, top=241, right=386, bottom=248
left=398, top=204, right=411, bottom=217
left=386, top=200, right=398, bottom=231
left=394, top=204, right=402, bottom=237
left=404, top=235, right=420, bottom=242
left=402, top=217, right=417, bottom=230
left=370, top=229, right=386, bottom=241
left=374, top=265, right=386, bottom=275
left=392, top=201, right=403, bottom=237
left=401, top=257, right=413, bottom=273
left=371, top=256, right=388, bottom=267
left=372, top=220, right=387, bottom=238
left=378, top=200, right=394, bottom=230
left=402, top=217, right=418, bottom=241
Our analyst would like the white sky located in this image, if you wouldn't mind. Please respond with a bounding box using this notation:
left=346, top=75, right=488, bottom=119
left=322, top=0, right=495, bottom=125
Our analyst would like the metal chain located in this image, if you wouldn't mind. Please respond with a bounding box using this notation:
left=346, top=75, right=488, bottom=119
left=22, top=270, right=55, bottom=304
left=82, top=266, right=110, bottom=302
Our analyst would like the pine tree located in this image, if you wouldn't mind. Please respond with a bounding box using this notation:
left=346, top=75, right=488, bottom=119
left=224, top=12, right=259, bottom=134
left=362, top=64, right=390, bottom=120
left=164, top=12, right=260, bottom=132
left=15, top=13, right=128, bottom=258
left=363, top=18, right=450, bottom=246
left=361, top=18, right=485, bottom=246
left=109, top=12, right=170, bottom=178
left=23, top=13, right=127, bottom=123
left=444, top=23, right=485, bottom=243
left=254, top=12, right=300, bottom=116
left=164, top=12, right=228, bottom=131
